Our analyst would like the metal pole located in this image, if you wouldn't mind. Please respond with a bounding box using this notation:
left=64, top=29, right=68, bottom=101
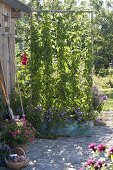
left=91, top=11, right=94, bottom=58
left=16, top=73, right=25, bottom=116
left=90, top=11, right=94, bottom=110
left=31, top=9, right=93, bottom=13
left=29, top=11, right=33, bottom=101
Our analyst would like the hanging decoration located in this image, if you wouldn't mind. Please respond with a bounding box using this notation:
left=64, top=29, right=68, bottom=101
left=21, top=52, right=28, bottom=65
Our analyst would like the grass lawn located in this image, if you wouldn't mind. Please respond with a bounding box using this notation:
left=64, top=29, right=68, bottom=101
left=102, top=88, right=113, bottom=111
left=93, top=75, right=113, bottom=111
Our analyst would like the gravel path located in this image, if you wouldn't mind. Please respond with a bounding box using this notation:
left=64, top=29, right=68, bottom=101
left=1, top=111, right=113, bottom=170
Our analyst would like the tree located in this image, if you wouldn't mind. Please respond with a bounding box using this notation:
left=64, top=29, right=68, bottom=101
left=89, top=0, right=113, bottom=75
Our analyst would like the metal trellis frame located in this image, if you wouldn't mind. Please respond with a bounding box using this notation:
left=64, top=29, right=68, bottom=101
left=31, top=9, right=93, bottom=13
left=30, top=9, right=94, bottom=56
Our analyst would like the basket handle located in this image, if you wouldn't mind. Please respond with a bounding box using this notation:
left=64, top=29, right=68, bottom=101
left=5, top=146, right=27, bottom=165
left=15, top=147, right=26, bottom=159
left=15, top=147, right=27, bottom=165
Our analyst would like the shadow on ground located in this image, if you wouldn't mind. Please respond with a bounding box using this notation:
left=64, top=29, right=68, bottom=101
left=22, top=124, right=113, bottom=170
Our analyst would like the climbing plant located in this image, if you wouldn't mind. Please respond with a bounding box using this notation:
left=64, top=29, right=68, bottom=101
left=30, top=11, right=93, bottom=126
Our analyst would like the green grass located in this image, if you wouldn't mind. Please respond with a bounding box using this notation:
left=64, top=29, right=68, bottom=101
left=93, top=74, right=113, bottom=111
left=102, top=88, right=113, bottom=111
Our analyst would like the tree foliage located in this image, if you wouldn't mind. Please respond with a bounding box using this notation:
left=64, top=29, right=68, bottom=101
left=90, top=0, right=113, bottom=75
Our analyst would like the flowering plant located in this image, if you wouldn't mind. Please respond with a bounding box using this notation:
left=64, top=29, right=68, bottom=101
left=81, top=143, right=113, bottom=170
left=0, top=117, right=36, bottom=146
left=44, top=107, right=84, bottom=125
left=92, top=86, right=107, bottom=113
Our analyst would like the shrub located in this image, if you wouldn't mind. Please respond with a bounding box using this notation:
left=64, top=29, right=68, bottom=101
left=0, top=96, right=9, bottom=131
left=97, top=68, right=109, bottom=77
left=92, top=86, right=107, bottom=113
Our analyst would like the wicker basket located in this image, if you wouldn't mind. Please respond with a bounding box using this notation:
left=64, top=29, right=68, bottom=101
left=6, top=147, right=28, bottom=169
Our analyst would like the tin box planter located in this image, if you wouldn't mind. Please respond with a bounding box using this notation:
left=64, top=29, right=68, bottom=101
left=77, top=121, right=94, bottom=137
left=42, top=121, right=94, bottom=137
left=49, top=122, right=78, bottom=137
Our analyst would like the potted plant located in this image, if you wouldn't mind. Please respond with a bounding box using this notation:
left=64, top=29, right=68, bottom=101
left=0, top=117, right=36, bottom=151
left=43, top=107, right=94, bottom=137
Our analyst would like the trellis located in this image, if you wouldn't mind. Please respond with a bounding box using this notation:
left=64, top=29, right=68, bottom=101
left=26, top=8, right=95, bottom=127
left=30, top=9, right=94, bottom=55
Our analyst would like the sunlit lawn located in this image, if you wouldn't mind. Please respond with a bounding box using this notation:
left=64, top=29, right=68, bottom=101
left=102, top=88, right=113, bottom=111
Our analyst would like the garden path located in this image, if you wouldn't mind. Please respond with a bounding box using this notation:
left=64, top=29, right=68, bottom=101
left=1, top=111, right=113, bottom=170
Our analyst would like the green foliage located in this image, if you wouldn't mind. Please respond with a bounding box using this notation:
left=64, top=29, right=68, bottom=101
left=10, top=51, right=31, bottom=116
left=13, top=0, right=100, bottom=131
left=90, top=0, right=113, bottom=74
left=93, top=73, right=113, bottom=89
left=0, top=119, right=36, bottom=146
left=102, top=88, right=113, bottom=111
left=0, top=96, right=7, bottom=115
left=97, top=68, right=109, bottom=77
left=26, top=105, right=44, bottom=130
left=92, top=86, right=107, bottom=113
left=93, top=74, right=113, bottom=111
left=0, top=97, right=8, bottom=131
left=13, top=5, right=31, bottom=117
left=29, top=11, right=93, bottom=128
left=15, top=14, right=31, bottom=54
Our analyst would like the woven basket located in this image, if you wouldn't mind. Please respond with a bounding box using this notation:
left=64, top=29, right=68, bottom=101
left=6, top=147, right=28, bottom=169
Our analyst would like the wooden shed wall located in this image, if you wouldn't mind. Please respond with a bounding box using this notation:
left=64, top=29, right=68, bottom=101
left=0, top=1, right=15, bottom=95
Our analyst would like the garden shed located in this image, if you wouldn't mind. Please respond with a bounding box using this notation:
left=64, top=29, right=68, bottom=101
left=0, top=0, right=31, bottom=96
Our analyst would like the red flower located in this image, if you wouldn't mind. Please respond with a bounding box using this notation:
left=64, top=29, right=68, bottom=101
left=21, top=53, right=28, bottom=65
left=22, top=60, right=27, bottom=65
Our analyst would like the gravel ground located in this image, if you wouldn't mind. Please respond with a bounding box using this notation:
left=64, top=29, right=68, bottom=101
left=1, top=111, right=113, bottom=170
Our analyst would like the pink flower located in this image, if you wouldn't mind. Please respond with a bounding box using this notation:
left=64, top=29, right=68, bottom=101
left=12, top=130, right=21, bottom=136
left=88, top=143, right=97, bottom=152
left=109, top=146, right=113, bottom=153
left=85, top=159, right=95, bottom=167
left=108, top=146, right=113, bottom=157
left=95, top=159, right=103, bottom=169
left=97, top=144, right=106, bottom=152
